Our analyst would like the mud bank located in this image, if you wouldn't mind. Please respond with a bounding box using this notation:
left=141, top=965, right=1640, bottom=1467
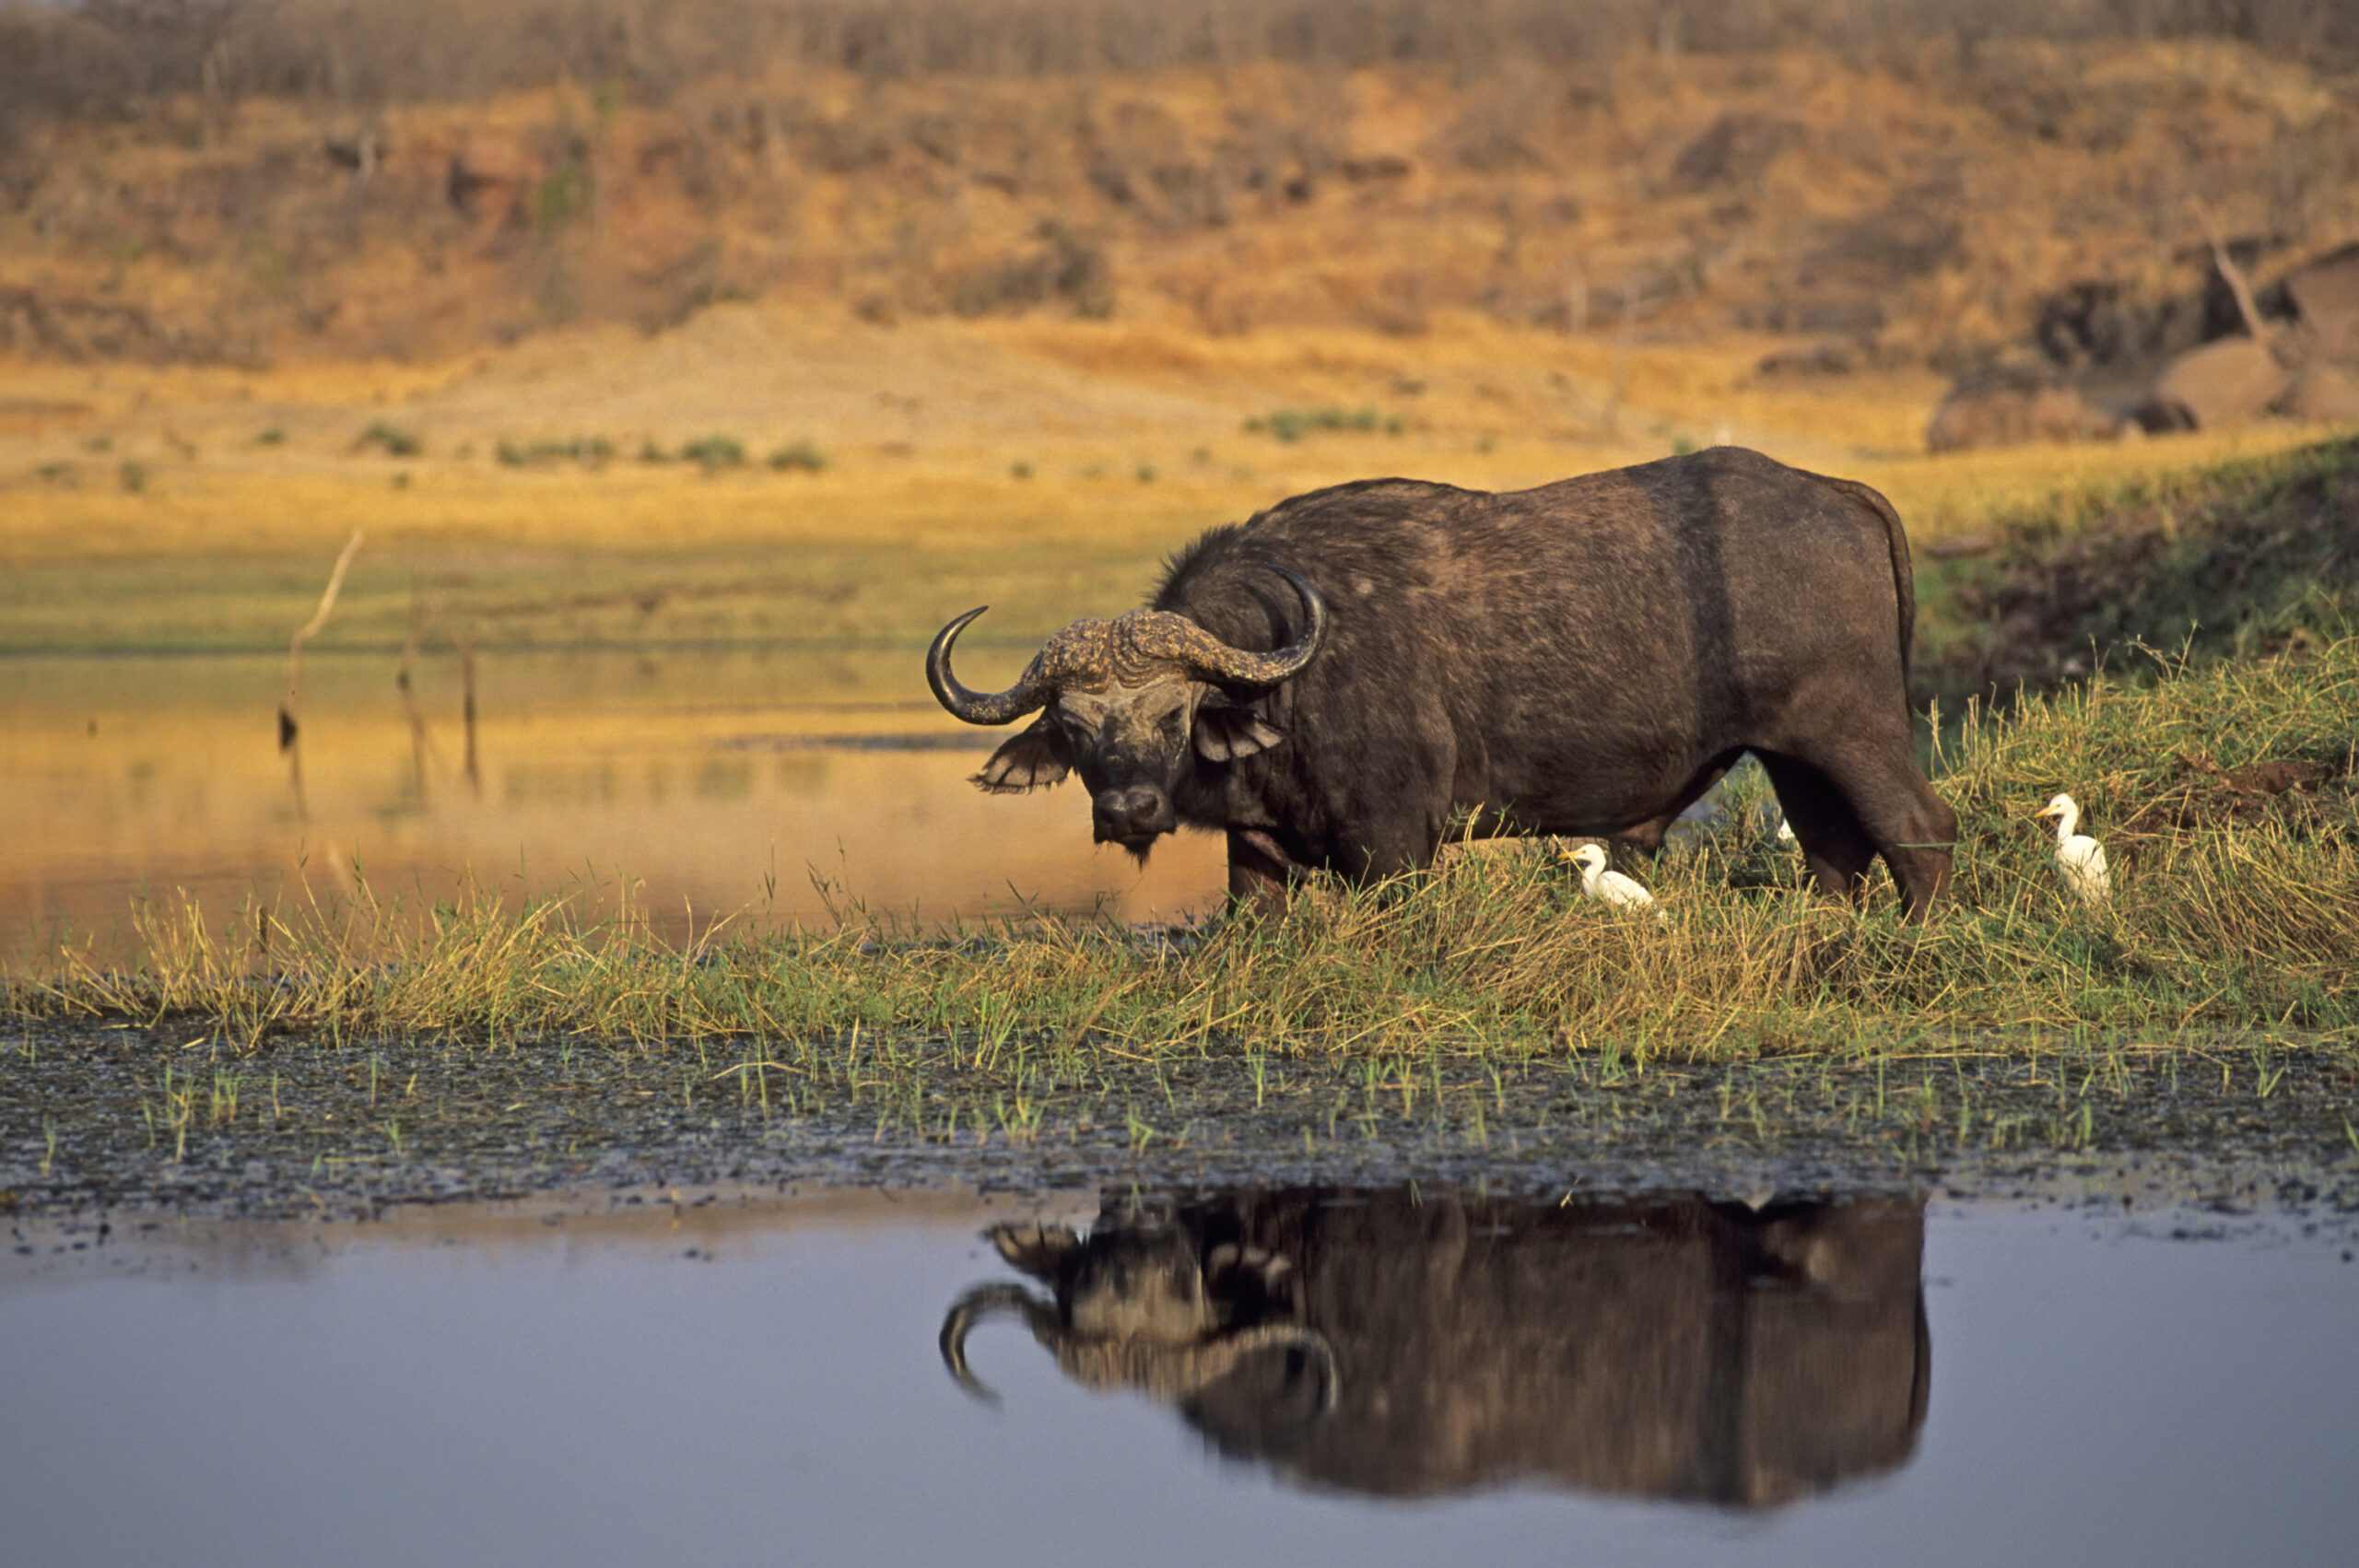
left=5, top=1022, right=2353, bottom=1227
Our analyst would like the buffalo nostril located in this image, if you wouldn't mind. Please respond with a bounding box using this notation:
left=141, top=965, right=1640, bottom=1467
left=1094, top=786, right=1168, bottom=838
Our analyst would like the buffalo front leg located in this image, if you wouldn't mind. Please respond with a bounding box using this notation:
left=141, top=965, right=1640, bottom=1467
left=1226, top=829, right=1304, bottom=914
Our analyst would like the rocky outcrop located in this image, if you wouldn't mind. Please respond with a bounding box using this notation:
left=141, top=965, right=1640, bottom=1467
left=2138, top=336, right=2291, bottom=432
left=1930, top=239, right=2359, bottom=451
left=1926, top=372, right=2121, bottom=453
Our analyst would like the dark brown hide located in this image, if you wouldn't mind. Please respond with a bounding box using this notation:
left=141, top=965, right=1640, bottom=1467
left=941, top=447, right=1957, bottom=913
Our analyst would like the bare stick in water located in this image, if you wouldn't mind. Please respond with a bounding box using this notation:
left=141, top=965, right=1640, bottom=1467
left=279, top=529, right=365, bottom=752
left=460, top=626, right=480, bottom=797
left=397, top=575, right=440, bottom=802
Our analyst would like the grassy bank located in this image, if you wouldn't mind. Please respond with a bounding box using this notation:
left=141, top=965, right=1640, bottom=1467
left=1917, top=433, right=2359, bottom=709
left=10, top=632, right=2353, bottom=1059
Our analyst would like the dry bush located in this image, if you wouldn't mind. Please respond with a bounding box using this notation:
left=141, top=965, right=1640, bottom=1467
left=7, top=0, right=2359, bottom=361
left=7, top=0, right=2358, bottom=134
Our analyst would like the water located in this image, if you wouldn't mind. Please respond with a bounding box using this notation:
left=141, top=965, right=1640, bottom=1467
left=0, top=648, right=1224, bottom=955
left=4, top=1185, right=2352, bottom=1568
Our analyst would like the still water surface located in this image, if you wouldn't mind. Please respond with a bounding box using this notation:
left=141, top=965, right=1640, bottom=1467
left=2, top=648, right=1223, bottom=955
left=4, top=1186, right=2353, bottom=1567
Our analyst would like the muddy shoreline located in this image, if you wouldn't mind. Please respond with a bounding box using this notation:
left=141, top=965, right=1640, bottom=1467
left=5, top=1023, right=2354, bottom=1230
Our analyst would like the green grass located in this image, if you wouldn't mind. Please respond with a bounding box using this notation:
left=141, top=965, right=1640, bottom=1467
left=9, top=636, right=2354, bottom=1058
left=1916, top=434, right=2359, bottom=711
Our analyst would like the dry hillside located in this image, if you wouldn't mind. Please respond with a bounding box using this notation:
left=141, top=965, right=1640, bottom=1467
left=6, top=3, right=2359, bottom=378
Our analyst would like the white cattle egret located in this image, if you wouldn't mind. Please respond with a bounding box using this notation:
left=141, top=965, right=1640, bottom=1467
left=1745, top=800, right=1797, bottom=844
left=1567, top=843, right=1661, bottom=917
left=2035, top=792, right=2110, bottom=906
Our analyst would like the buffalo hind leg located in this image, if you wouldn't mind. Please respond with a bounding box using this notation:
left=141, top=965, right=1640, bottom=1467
left=1766, top=743, right=1958, bottom=918
left=1755, top=753, right=1878, bottom=904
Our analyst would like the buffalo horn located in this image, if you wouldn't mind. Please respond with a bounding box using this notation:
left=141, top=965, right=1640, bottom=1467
left=927, top=566, right=1325, bottom=723
left=1184, top=565, right=1328, bottom=690
left=1191, top=1323, right=1342, bottom=1416
left=926, top=606, right=1050, bottom=726
left=938, top=1281, right=1058, bottom=1402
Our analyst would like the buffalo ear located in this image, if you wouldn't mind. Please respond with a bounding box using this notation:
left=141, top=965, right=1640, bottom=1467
left=989, top=1222, right=1081, bottom=1281
left=973, top=715, right=1071, bottom=793
left=1193, top=697, right=1285, bottom=764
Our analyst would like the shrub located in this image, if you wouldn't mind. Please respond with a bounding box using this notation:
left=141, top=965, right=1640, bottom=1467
left=682, top=435, right=746, bottom=470
left=360, top=420, right=422, bottom=457
left=491, top=436, right=616, bottom=467
left=1244, top=406, right=1393, bottom=442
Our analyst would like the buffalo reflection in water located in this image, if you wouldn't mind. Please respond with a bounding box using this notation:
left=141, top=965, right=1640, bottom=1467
left=940, top=1188, right=1927, bottom=1505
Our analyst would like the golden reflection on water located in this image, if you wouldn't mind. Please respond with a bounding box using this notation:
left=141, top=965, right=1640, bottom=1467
left=0, top=649, right=1223, bottom=960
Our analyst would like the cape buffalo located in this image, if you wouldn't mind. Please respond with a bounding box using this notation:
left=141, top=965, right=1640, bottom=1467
left=940, top=1188, right=1930, bottom=1504
left=927, top=447, right=1957, bottom=914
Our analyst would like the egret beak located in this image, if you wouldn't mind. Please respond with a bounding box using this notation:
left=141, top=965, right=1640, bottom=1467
left=2033, top=804, right=2059, bottom=820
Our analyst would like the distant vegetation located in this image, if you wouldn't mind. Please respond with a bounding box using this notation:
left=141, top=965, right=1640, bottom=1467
left=5, top=1, right=2352, bottom=121
left=475, top=432, right=819, bottom=472
left=679, top=434, right=746, bottom=470
left=495, top=436, right=615, bottom=466
left=359, top=420, right=422, bottom=457
left=1245, top=406, right=1403, bottom=441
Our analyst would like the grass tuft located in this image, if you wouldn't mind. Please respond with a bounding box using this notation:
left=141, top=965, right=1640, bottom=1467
left=1918, top=434, right=2359, bottom=709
